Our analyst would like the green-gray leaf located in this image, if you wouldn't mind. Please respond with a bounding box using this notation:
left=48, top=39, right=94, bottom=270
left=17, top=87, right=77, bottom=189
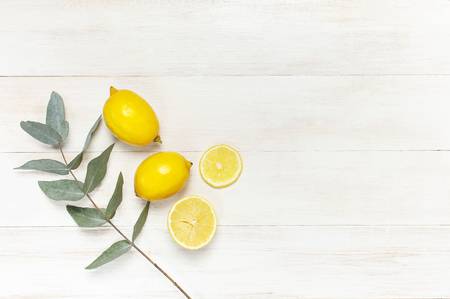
left=67, top=152, right=83, bottom=170
left=15, top=159, right=68, bottom=175
left=66, top=116, right=102, bottom=171
left=132, top=201, right=150, bottom=242
left=38, top=179, right=84, bottom=201
left=46, top=91, right=69, bottom=141
left=83, top=144, right=114, bottom=193
left=83, top=115, right=102, bottom=151
left=20, top=121, right=62, bottom=145
left=66, top=205, right=107, bottom=227
left=85, top=240, right=131, bottom=270
left=105, top=172, right=124, bottom=219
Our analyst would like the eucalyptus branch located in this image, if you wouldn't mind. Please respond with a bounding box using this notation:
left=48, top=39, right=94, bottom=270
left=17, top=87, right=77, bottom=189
left=59, top=147, right=192, bottom=299
left=17, top=92, right=193, bottom=298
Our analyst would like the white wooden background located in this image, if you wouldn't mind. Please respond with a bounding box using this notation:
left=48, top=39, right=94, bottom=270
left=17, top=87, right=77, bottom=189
left=2, top=1, right=450, bottom=298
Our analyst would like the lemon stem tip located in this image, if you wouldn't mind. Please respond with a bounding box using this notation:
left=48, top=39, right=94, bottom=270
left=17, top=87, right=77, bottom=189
left=109, top=86, right=118, bottom=95
left=154, top=136, right=162, bottom=144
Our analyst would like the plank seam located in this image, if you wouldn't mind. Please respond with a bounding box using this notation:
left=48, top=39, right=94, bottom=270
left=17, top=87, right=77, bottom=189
left=3, top=74, right=450, bottom=78
left=5, top=149, right=450, bottom=154
left=4, top=224, right=450, bottom=229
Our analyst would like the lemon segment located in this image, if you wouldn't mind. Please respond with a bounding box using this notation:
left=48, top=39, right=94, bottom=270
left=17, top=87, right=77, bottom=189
left=168, top=196, right=216, bottom=250
left=199, top=144, right=242, bottom=188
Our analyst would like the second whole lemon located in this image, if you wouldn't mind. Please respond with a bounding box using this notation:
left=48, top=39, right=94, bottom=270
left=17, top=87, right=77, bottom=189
left=103, top=87, right=160, bottom=146
left=135, top=152, right=192, bottom=201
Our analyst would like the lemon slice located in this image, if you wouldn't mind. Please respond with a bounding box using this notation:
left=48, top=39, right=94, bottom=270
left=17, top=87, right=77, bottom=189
left=199, top=144, right=242, bottom=188
left=167, top=196, right=217, bottom=250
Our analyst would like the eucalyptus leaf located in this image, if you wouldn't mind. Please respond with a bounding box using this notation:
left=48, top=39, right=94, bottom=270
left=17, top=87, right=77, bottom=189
left=67, top=116, right=102, bottom=170
left=105, top=172, right=124, bottom=219
left=83, top=144, right=114, bottom=193
left=85, top=240, right=131, bottom=270
left=67, top=152, right=83, bottom=170
left=15, top=159, right=68, bottom=175
left=38, top=179, right=84, bottom=201
left=83, top=115, right=102, bottom=151
left=66, top=205, right=107, bottom=227
left=46, top=91, right=69, bottom=141
left=132, top=201, right=150, bottom=242
left=20, top=121, right=62, bottom=145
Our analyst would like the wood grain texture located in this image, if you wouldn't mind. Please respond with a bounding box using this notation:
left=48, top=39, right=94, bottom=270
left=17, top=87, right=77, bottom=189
left=1, top=0, right=450, bottom=76
left=3, top=0, right=450, bottom=298
left=3, top=226, right=450, bottom=299
left=3, top=76, right=450, bottom=152
left=6, top=150, right=450, bottom=226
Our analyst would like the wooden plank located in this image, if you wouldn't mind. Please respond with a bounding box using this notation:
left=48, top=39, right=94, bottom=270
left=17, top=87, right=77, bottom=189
left=3, top=76, right=450, bottom=152
left=6, top=150, right=450, bottom=226
left=2, top=226, right=450, bottom=298
left=1, top=0, right=450, bottom=76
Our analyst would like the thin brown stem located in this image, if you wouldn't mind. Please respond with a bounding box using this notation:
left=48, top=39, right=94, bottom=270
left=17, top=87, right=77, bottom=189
left=59, top=148, right=192, bottom=299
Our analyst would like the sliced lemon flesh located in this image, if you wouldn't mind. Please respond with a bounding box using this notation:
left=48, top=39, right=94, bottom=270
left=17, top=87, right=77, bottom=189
left=200, top=144, right=242, bottom=188
left=168, top=196, right=217, bottom=250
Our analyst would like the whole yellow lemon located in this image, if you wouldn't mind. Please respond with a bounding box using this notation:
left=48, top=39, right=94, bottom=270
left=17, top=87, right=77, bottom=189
left=135, top=152, right=192, bottom=201
left=103, top=87, right=160, bottom=146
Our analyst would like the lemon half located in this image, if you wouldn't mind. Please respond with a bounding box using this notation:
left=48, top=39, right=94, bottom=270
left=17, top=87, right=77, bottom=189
left=168, top=196, right=216, bottom=250
left=199, top=144, right=242, bottom=188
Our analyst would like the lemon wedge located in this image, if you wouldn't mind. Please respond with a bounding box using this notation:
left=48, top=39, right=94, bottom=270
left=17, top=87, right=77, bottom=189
left=199, top=144, right=242, bottom=188
left=167, top=196, right=217, bottom=250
